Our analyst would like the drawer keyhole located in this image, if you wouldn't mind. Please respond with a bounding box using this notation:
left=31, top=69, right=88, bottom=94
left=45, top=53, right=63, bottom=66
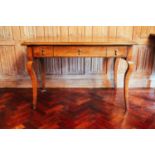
left=115, top=49, right=118, bottom=56
left=78, top=49, right=81, bottom=55
left=42, top=49, right=45, bottom=55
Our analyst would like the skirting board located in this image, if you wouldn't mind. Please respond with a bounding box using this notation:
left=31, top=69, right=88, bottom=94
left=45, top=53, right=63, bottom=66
left=0, top=74, right=154, bottom=88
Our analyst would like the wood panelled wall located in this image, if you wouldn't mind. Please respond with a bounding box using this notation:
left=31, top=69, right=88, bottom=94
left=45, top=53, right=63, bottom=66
left=0, top=26, right=155, bottom=88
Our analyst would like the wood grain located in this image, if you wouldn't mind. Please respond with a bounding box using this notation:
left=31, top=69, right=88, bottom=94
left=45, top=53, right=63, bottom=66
left=0, top=26, right=155, bottom=88
left=1, top=88, right=155, bottom=129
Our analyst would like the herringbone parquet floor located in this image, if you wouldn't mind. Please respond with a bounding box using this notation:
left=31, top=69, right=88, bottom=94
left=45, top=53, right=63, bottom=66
left=0, top=88, right=155, bottom=129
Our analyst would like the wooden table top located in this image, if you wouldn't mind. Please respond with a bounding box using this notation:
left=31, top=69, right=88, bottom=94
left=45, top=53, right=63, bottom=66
left=22, top=37, right=137, bottom=46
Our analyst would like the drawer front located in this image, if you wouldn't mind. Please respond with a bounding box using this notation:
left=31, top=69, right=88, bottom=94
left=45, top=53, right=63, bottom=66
left=33, top=46, right=53, bottom=57
left=54, top=46, right=106, bottom=57
left=107, top=46, right=127, bottom=57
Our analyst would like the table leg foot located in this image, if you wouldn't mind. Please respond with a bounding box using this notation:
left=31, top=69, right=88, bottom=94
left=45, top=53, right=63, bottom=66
left=41, top=89, right=47, bottom=93
left=33, top=104, right=36, bottom=110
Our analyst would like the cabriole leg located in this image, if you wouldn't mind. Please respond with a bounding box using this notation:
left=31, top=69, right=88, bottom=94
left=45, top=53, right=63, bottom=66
left=124, top=61, right=134, bottom=112
left=27, top=61, right=38, bottom=109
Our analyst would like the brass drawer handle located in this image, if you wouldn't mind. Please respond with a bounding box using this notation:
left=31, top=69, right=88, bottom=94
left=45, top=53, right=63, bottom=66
left=41, top=49, right=45, bottom=55
left=78, top=49, right=81, bottom=55
left=115, top=49, right=119, bottom=56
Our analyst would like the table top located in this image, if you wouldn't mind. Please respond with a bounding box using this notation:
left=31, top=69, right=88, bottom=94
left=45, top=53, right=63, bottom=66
left=22, top=37, right=137, bottom=46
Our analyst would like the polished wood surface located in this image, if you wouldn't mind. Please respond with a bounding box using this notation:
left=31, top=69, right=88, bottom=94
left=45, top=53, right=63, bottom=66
left=124, top=61, right=134, bottom=111
left=0, top=26, right=155, bottom=88
left=26, top=61, right=37, bottom=109
left=0, top=88, right=155, bottom=129
left=107, top=46, right=127, bottom=57
left=22, top=37, right=136, bottom=45
left=26, top=47, right=38, bottom=109
left=53, top=46, right=107, bottom=57
left=24, top=38, right=135, bottom=110
left=31, top=45, right=128, bottom=58
left=33, top=46, right=53, bottom=57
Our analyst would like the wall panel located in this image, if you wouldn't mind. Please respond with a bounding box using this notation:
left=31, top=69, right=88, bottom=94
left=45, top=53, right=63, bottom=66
left=0, top=26, right=155, bottom=88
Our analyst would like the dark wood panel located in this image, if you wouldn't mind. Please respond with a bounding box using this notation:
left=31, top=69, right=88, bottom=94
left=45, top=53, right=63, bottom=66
left=1, top=26, right=155, bottom=88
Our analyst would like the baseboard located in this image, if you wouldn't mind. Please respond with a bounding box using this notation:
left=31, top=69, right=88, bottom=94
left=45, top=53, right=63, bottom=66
left=0, top=74, right=154, bottom=88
